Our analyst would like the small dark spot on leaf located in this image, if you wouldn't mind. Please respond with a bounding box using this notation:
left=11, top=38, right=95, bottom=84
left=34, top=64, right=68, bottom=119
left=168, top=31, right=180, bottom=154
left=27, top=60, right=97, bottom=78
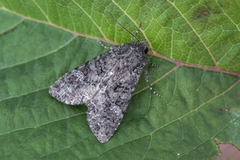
left=218, top=108, right=230, bottom=112
left=0, top=27, right=17, bottom=37
left=192, top=6, right=210, bottom=20
left=203, top=11, right=209, bottom=15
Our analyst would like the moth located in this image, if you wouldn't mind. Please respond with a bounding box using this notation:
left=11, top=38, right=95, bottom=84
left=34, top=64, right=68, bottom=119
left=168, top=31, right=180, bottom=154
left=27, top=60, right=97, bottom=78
left=49, top=15, right=164, bottom=143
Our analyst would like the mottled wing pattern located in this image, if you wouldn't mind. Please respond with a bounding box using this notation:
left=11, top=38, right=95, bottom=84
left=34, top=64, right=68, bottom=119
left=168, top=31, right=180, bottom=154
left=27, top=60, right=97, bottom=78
left=49, top=50, right=115, bottom=105
left=86, top=63, right=144, bottom=143
left=49, top=42, right=148, bottom=143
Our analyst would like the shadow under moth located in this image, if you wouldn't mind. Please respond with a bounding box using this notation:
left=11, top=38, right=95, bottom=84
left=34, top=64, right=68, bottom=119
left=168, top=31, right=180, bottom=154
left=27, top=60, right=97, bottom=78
left=49, top=14, right=167, bottom=143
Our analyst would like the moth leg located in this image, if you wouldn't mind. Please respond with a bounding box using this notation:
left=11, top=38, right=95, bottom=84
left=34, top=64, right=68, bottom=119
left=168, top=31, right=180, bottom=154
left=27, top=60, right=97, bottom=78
left=144, top=67, right=162, bottom=97
left=97, top=38, right=113, bottom=49
left=146, top=59, right=162, bottom=68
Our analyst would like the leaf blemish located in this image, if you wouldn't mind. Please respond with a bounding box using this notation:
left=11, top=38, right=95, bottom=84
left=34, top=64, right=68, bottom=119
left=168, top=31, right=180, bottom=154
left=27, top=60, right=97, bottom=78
left=0, top=27, right=17, bottom=37
left=192, top=6, right=210, bottom=20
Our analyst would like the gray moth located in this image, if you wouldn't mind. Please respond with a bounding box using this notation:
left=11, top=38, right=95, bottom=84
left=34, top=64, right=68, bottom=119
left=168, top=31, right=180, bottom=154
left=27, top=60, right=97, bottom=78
left=49, top=19, right=162, bottom=143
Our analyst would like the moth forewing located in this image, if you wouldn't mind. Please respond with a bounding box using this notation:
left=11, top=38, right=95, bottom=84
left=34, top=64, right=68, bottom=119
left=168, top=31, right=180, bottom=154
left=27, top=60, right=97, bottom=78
left=49, top=15, right=162, bottom=143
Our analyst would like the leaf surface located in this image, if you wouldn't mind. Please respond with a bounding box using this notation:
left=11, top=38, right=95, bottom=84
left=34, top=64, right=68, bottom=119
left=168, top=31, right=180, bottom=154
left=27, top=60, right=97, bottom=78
left=0, top=0, right=240, bottom=159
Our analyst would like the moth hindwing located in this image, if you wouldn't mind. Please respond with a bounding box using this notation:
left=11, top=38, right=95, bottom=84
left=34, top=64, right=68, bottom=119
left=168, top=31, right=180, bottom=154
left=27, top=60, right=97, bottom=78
left=49, top=22, right=155, bottom=143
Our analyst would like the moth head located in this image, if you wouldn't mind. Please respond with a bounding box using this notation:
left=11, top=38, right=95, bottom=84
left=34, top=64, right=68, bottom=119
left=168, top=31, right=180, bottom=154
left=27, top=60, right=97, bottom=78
left=136, top=41, right=149, bottom=55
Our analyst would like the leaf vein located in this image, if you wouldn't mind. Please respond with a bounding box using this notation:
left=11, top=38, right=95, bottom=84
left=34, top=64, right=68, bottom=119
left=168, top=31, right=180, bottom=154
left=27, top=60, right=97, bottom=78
left=167, top=0, right=218, bottom=68
left=32, top=0, right=50, bottom=22
left=72, top=0, right=107, bottom=39
left=0, top=17, right=24, bottom=35
left=0, top=112, right=85, bottom=137
left=111, top=0, right=154, bottom=49
left=0, top=35, right=76, bottom=71
left=151, top=79, right=240, bottom=134
left=216, top=0, right=240, bottom=31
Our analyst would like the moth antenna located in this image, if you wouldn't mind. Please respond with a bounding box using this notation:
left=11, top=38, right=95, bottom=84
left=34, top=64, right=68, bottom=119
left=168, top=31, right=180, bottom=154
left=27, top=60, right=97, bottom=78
left=102, top=12, right=140, bottom=42
left=131, top=22, right=142, bottom=43
left=103, top=12, right=183, bottom=68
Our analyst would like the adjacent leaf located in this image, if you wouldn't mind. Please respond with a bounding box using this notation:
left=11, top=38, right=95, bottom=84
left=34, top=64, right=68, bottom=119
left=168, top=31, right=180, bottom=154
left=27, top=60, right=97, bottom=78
left=0, top=0, right=239, bottom=159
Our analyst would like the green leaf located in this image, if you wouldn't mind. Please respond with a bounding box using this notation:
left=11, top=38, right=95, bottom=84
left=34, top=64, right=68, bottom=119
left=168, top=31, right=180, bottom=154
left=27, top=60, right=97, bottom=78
left=0, top=0, right=240, bottom=159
